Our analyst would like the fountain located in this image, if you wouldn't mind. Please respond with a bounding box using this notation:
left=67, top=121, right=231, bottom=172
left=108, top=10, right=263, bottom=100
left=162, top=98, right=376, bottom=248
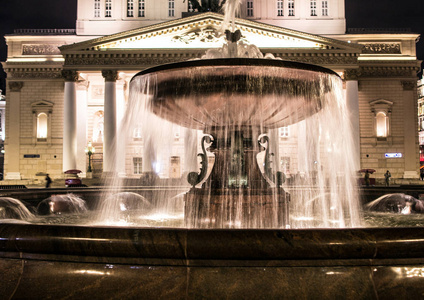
left=1, top=1, right=424, bottom=298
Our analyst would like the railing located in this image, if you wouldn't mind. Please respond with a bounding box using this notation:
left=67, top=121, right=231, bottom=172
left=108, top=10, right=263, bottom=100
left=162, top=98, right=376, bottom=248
left=13, top=29, right=76, bottom=35
left=347, top=28, right=412, bottom=34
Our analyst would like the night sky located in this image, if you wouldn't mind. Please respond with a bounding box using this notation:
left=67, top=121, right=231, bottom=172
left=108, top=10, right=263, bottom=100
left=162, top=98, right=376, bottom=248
left=1, top=0, right=424, bottom=93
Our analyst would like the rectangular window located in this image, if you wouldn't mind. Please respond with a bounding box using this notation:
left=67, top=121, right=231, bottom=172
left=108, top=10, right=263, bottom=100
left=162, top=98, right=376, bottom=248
left=168, top=0, right=175, bottom=17
left=105, top=0, right=112, bottom=17
left=138, top=0, right=145, bottom=17
left=127, top=0, right=134, bottom=17
left=322, top=0, right=328, bottom=16
left=288, top=0, right=295, bottom=16
left=133, top=157, right=143, bottom=175
left=94, top=0, right=101, bottom=17
left=310, top=0, right=317, bottom=16
left=279, top=126, right=289, bottom=138
left=247, top=1, right=254, bottom=17
left=277, top=0, right=284, bottom=16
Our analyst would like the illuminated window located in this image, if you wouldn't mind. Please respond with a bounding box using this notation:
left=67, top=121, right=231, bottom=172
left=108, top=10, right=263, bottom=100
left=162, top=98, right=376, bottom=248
left=247, top=1, right=254, bottom=17
left=279, top=126, right=289, bottom=138
left=277, top=0, right=284, bottom=16
left=31, top=100, right=53, bottom=144
left=310, top=0, right=317, bottom=16
left=370, top=99, right=393, bottom=140
left=37, top=113, right=48, bottom=139
left=133, top=157, right=142, bottom=174
left=376, top=112, right=387, bottom=137
left=127, top=0, right=134, bottom=17
left=94, top=0, right=101, bottom=17
left=105, top=0, right=112, bottom=17
left=322, top=0, right=328, bottom=16
left=288, top=0, right=295, bottom=16
left=168, top=0, right=175, bottom=17
left=138, top=0, right=145, bottom=17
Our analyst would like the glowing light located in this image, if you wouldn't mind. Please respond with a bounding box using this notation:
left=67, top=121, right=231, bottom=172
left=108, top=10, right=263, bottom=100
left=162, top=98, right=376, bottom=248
left=7, top=57, right=65, bottom=62
left=358, top=56, right=417, bottom=61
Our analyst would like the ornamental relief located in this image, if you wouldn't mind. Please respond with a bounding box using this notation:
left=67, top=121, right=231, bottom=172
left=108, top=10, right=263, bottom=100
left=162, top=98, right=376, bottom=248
left=65, top=57, right=190, bottom=66
left=22, top=44, right=61, bottom=55
left=361, top=43, right=401, bottom=54
left=359, top=67, right=416, bottom=78
left=9, top=71, right=63, bottom=79
left=64, top=55, right=357, bottom=67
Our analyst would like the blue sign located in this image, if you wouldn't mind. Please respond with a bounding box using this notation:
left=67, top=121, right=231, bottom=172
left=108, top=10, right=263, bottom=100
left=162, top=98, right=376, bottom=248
left=385, top=153, right=402, bottom=158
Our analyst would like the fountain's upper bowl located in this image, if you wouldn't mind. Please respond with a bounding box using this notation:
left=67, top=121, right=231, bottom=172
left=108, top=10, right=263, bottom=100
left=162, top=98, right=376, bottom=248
left=132, top=58, right=340, bottom=129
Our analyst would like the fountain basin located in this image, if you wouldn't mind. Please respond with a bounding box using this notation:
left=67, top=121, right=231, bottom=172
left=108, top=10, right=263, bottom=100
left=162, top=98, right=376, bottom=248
left=1, top=224, right=424, bottom=299
left=133, top=58, right=338, bottom=129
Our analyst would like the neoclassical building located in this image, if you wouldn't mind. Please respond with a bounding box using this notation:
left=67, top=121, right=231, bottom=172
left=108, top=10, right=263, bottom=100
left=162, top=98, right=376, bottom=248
left=1, top=0, right=421, bottom=182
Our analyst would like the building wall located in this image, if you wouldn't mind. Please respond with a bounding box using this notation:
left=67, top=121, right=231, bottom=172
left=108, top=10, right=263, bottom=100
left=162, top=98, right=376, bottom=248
left=359, top=79, right=419, bottom=178
left=77, top=0, right=346, bottom=35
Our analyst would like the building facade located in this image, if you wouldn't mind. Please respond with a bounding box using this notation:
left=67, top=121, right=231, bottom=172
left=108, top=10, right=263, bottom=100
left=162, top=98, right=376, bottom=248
left=1, top=0, right=421, bottom=182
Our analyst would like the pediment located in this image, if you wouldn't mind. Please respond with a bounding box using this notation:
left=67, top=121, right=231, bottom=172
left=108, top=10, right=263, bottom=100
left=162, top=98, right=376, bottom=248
left=60, top=12, right=360, bottom=53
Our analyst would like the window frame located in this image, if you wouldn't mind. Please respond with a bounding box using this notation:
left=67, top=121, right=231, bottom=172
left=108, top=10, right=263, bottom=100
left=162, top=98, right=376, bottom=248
left=168, top=0, right=175, bottom=17
left=105, top=0, right=112, bottom=17
left=321, top=0, right=328, bottom=16
left=138, top=0, right=145, bottom=17
left=127, top=0, right=134, bottom=17
left=31, top=100, right=53, bottom=145
left=247, top=0, right=254, bottom=17
left=310, top=0, right=317, bottom=16
left=277, top=0, right=284, bottom=16
left=369, top=99, right=393, bottom=141
left=288, top=0, right=295, bottom=17
left=94, top=0, right=101, bottom=18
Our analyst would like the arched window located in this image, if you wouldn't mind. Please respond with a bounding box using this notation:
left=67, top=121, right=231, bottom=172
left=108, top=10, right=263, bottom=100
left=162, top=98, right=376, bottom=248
left=31, top=100, right=53, bottom=144
left=370, top=99, right=393, bottom=141
left=37, top=113, right=48, bottom=139
left=376, top=112, right=387, bottom=137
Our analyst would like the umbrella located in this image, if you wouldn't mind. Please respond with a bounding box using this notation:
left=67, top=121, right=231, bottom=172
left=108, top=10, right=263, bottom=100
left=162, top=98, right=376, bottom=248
left=64, top=169, right=82, bottom=174
left=358, top=169, right=376, bottom=174
left=420, top=165, right=424, bottom=169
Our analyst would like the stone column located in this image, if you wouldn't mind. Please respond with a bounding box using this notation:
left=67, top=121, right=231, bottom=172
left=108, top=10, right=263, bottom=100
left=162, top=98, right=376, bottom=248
left=402, top=80, right=419, bottom=178
left=62, top=70, right=79, bottom=172
left=344, top=69, right=361, bottom=171
left=5, top=81, right=23, bottom=180
left=76, top=80, right=89, bottom=176
left=116, top=78, right=126, bottom=176
left=102, top=70, right=119, bottom=173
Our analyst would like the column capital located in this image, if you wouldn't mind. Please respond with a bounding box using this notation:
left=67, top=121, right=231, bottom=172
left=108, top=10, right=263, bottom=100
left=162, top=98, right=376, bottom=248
left=62, top=70, right=79, bottom=82
left=8, top=81, right=24, bottom=92
left=102, top=70, right=119, bottom=82
left=401, top=80, right=415, bottom=91
left=77, top=80, right=89, bottom=90
left=343, top=69, right=360, bottom=81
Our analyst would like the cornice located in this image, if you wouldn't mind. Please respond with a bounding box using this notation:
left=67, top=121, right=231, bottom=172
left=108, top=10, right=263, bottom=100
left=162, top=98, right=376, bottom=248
left=62, top=51, right=360, bottom=67
left=358, top=65, right=419, bottom=78
left=5, top=67, right=63, bottom=79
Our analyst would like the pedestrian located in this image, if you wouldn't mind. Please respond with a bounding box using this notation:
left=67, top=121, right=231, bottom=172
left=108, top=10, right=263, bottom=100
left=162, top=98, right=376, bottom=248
left=420, top=169, right=424, bottom=181
left=364, top=170, right=370, bottom=187
left=384, top=170, right=391, bottom=187
left=45, top=174, right=52, bottom=188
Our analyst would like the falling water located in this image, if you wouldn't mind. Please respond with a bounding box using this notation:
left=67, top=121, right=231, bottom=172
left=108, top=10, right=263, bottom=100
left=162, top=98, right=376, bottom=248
left=95, top=0, right=361, bottom=228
